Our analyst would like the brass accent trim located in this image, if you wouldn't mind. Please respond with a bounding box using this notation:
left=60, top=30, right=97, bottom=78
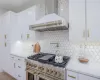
left=68, top=75, right=76, bottom=79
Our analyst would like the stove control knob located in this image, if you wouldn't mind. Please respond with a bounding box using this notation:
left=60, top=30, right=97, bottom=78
left=50, top=70, right=53, bottom=74
left=54, top=71, right=57, bottom=75
left=41, top=67, right=44, bottom=70
left=46, top=69, right=49, bottom=73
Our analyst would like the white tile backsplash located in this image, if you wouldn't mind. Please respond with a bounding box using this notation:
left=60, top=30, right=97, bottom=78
left=35, top=30, right=100, bottom=63
left=11, top=30, right=100, bottom=63
left=38, top=30, right=69, bottom=54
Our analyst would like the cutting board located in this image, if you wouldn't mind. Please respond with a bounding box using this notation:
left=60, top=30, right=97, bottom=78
left=34, top=42, right=41, bottom=53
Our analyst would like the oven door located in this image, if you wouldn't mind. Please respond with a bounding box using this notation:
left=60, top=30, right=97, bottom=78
left=37, top=74, right=56, bottom=80
left=26, top=71, right=37, bottom=80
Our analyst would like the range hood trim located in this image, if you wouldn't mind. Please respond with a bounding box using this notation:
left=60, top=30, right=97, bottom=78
left=29, top=13, right=68, bottom=32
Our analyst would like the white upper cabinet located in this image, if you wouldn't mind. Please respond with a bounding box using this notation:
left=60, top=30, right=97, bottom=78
left=18, top=6, right=36, bottom=41
left=35, top=0, right=45, bottom=20
left=69, top=0, right=100, bottom=42
left=87, top=1, right=100, bottom=42
left=69, top=0, right=86, bottom=42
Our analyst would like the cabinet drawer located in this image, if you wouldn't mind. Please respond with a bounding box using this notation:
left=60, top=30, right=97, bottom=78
left=79, top=74, right=100, bottom=80
left=16, top=63, right=26, bottom=71
left=16, top=74, right=26, bottom=80
left=16, top=71, right=26, bottom=80
left=67, top=70, right=78, bottom=80
left=16, top=57, right=25, bottom=63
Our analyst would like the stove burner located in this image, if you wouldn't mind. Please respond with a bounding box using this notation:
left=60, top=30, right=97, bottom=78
left=27, top=53, right=70, bottom=68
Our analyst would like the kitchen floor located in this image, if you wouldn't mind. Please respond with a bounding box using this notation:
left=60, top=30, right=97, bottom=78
left=0, top=72, right=16, bottom=80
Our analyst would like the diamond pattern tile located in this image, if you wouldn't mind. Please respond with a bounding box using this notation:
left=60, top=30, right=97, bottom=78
left=37, top=31, right=100, bottom=64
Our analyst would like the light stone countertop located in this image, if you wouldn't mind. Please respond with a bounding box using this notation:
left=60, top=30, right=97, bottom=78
left=66, top=58, right=100, bottom=79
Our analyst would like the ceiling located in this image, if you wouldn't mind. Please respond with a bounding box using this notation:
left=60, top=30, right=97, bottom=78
left=0, top=0, right=41, bottom=12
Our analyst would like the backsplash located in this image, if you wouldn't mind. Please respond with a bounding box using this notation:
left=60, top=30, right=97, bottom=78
left=38, top=30, right=69, bottom=55
left=36, top=30, right=100, bottom=63
left=11, top=30, right=100, bottom=63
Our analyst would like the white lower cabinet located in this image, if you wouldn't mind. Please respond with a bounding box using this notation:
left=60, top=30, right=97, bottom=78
left=10, top=55, right=26, bottom=80
left=67, top=70, right=100, bottom=80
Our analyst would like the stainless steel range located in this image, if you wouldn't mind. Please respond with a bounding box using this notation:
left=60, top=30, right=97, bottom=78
left=25, top=53, right=70, bottom=80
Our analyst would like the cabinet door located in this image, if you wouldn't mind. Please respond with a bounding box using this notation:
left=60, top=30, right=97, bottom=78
left=18, top=7, right=36, bottom=41
left=10, top=56, right=17, bottom=78
left=69, top=1, right=86, bottom=43
left=87, top=2, right=100, bottom=42
left=79, top=74, right=100, bottom=80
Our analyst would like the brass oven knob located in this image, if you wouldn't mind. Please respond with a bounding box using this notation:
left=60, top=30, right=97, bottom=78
left=54, top=71, right=57, bottom=75
left=49, top=69, right=53, bottom=74
left=47, top=69, right=49, bottom=72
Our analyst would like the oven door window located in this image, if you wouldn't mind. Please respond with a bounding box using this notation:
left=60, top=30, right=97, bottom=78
left=28, top=73, right=35, bottom=80
left=39, top=77, right=46, bottom=80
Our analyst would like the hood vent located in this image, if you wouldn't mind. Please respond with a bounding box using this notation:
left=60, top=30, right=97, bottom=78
left=29, top=13, right=68, bottom=32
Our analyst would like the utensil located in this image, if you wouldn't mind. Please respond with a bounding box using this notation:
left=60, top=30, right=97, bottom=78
left=78, top=58, right=89, bottom=63
left=33, top=42, right=41, bottom=53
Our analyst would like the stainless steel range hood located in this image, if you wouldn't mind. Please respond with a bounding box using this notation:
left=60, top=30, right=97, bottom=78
left=29, top=13, right=68, bottom=32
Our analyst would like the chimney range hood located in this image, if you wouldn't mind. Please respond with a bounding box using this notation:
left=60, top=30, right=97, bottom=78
left=29, top=13, right=68, bottom=32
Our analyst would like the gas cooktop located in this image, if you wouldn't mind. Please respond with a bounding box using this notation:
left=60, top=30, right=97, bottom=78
left=27, top=53, right=70, bottom=68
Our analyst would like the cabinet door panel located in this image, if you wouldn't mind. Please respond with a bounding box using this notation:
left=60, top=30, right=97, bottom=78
left=79, top=74, right=100, bottom=80
left=69, top=1, right=86, bottom=42
left=79, top=74, right=89, bottom=80
left=87, top=2, right=100, bottom=42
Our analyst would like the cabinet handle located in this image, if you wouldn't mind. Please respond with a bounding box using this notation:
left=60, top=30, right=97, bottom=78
left=21, top=34, right=23, bottom=39
left=18, top=59, right=21, bottom=61
left=4, top=35, right=7, bottom=39
left=12, top=57, right=14, bottom=59
left=68, top=75, right=76, bottom=79
left=14, top=63, right=16, bottom=68
left=27, top=34, right=30, bottom=39
left=18, top=66, right=21, bottom=68
left=5, top=42, right=7, bottom=47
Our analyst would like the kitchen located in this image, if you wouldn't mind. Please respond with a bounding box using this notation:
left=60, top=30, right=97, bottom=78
left=0, top=0, right=100, bottom=80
